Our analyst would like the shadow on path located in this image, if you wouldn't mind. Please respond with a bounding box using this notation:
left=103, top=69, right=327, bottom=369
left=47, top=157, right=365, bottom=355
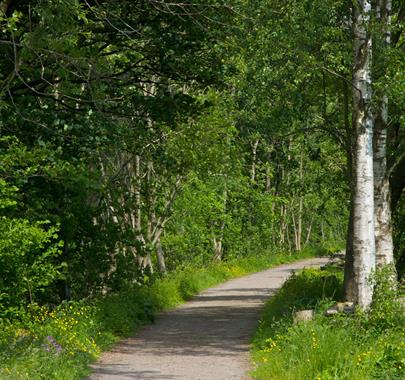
left=90, top=257, right=330, bottom=380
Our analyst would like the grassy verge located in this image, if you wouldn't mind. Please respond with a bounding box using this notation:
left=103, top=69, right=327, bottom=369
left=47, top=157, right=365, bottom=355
left=251, top=265, right=405, bottom=380
left=0, top=245, right=332, bottom=380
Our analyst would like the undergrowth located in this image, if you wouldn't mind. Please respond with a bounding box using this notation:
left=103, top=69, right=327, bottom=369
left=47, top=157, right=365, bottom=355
left=251, top=266, right=405, bottom=380
left=0, top=246, right=328, bottom=379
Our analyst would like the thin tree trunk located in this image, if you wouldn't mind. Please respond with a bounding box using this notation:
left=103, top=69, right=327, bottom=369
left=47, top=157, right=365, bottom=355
left=146, top=162, right=166, bottom=274
left=344, top=193, right=356, bottom=301
left=304, top=215, right=314, bottom=247
left=251, top=139, right=260, bottom=183
left=296, top=197, right=303, bottom=251
left=343, top=76, right=356, bottom=300
left=279, top=204, right=286, bottom=246
left=143, top=161, right=155, bottom=274
left=286, top=219, right=292, bottom=255
left=99, top=158, right=121, bottom=288
left=291, top=155, right=303, bottom=252
left=374, top=130, right=394, bottom=266
left=321, top=220, right=325, bottom=243
left=291, top=205, right=299, bottom=251
left=134, top=155, right=147, bottom=270
left=297, top=154, right=304, bottom=251
left=350, top=0, right=375, bottom=309
left=213, top=187, right=227, bottom=261
left=156, top=237, right=167, bottom=274
left=213, top=236, right=223, bottom=261
left=374, top=0, right=394, bottom=267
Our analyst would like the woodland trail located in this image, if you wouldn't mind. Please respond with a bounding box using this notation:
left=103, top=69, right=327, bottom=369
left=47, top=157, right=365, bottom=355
left=89, top=257, right=331, bottom=380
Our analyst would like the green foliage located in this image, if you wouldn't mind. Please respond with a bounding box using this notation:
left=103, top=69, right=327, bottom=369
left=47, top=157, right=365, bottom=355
left=0, top=217, right=62, bottom=315
left=368, top=266, right=404, bottom=332
left=252, top=267, right=405, bottom=380
left=0, top=0, right=402, bottom=378
left=1, top=0, right=351, bottom=307
left=0, top=177, right=63, bottom=317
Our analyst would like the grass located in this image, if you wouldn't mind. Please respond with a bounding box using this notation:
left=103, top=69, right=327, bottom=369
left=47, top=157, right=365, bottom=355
left=251, top=265, right=405, bottom=380
left=0, top=245, right=332, bottom=380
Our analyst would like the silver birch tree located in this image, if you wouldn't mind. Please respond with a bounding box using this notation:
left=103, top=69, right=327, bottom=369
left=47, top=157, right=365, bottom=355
left=373, top=0, right=394, bottom=266
left=351, top=0, right=375, bottom=309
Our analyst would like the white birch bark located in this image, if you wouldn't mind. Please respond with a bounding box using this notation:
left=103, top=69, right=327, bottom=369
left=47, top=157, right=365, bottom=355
left=296, top=154, right=303, bottom=251
left=156, top=237, right=167, bottom=274
left=251, top=139, right=260, bottom=183
left=213, top=187, right=227, bottom=261
left=351, top=0, right=375, bottom=309
left=374, top=0, right=394, bottom=266
left=304, top=216, right=314, bottom=247
left=279, top=204, right=286, bottom=246
left=147, top=162, right=168, bottom=274
left=134, top=155, right=148, bottom=270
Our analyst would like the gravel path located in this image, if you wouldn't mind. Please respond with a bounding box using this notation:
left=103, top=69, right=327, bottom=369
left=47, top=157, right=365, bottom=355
left=89, top=257, right=330, bottom=380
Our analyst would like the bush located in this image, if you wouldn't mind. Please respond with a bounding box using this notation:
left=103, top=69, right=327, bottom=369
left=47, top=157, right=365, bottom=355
left=0, top=180, right=63, bottom=318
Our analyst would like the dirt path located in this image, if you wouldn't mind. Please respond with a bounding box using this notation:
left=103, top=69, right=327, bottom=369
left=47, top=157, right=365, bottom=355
left=89, top=257, right=330, bottom=380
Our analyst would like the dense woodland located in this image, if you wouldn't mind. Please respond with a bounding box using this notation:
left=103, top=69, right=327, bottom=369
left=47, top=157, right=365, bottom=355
left=0, top=0, right=404, bottom=319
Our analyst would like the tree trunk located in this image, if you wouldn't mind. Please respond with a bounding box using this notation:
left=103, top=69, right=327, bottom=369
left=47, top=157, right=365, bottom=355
left=156, top=237, right=167, bottom=274
left=213, top=237, right=223, bottom=261
left=350, top=0, right=375, bottom=309
left=251, top=139, right=260, bottom=183
left=279, top=204, right=287, bottom=246
left=390, top=154, right=405, bottom=210
left=213, top=187, right=227, bottom=261
left=374, top=127, right=394, bottom=266
left=296, top=154, right=304, bottom=251
left=344, top=194, right=356, bottom=301
left=134, top=155, right=148, bottom=271
left=291, top=205, right=300, bottom=251
left=291, top=154, right=303, bottom=252
left=145, top=160, right=156, bottom=274
left=146, top=162, right=166, bottom=274
left=374, top=0, right=394, bottom=266
left=321, top=220, right=325, bottom=243
left=286, top=219, right=292, bottom=255
left=343, top=76, right=356, bottom=301
left=304, top=216, right=314, bottom=247
left=296, top=198, right=303, bottom=251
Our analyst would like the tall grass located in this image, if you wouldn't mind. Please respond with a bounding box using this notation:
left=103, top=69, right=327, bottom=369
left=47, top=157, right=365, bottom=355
left=251, top=266, right=405, bottom=380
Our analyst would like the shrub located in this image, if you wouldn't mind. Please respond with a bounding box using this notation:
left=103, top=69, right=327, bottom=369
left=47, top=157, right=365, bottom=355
left=0, top=180, right=63, bottom=318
